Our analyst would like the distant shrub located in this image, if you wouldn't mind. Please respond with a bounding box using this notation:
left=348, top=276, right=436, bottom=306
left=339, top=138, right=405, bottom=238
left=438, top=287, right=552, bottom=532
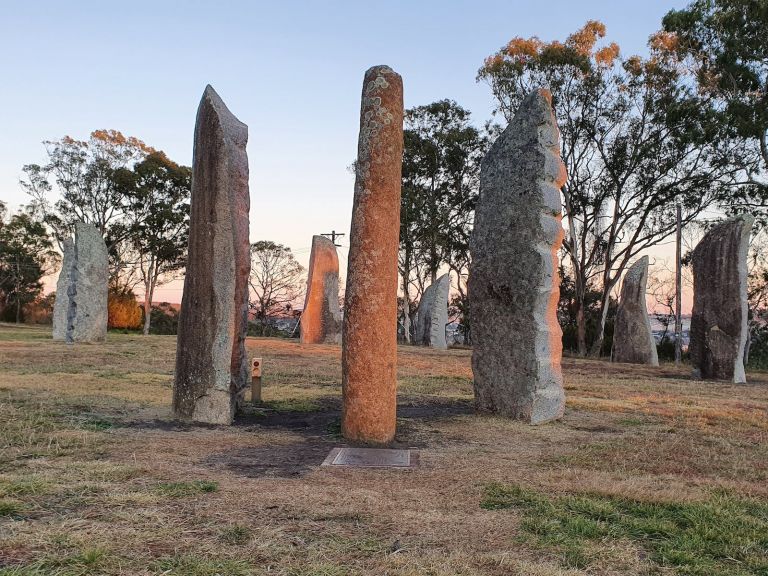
left=149, top=303, right=179, bottom=335
left=108, top=289, right=142, bottom=329
left=22, top=293, right=55, bottom=324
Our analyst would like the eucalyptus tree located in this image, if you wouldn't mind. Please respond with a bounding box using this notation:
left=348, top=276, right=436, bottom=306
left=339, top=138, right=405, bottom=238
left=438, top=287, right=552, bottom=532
left=478, top=21, right=741, bottom=355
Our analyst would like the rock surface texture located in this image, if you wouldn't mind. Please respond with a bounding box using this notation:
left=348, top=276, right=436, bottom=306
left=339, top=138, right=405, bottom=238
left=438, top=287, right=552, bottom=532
left=342, top=65, right=404, bottom=444
left=413, top=273, right=450, bottom=349
left=52, top=223, right=108, bottom=343
left=172, top=85, right=251, bottom=425
left=690, top=215, right=753, bottom=383
left=612, top=256, right=659, bottom=366
left=301, top=235, right=342, bottom=344
left=469, top=89, right=566, bottom=424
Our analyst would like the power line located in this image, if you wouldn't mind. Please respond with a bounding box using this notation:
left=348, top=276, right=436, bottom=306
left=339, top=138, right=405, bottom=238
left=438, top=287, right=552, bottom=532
left=321, top=230, right=345, bottom=247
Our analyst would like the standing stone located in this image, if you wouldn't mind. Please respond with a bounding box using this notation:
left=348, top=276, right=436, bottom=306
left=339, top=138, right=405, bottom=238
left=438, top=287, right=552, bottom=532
left=172, top=85, right=251, bottom=425
left=612, top=256, right=659, bottom=366
left=690, top=215, right=753, bottom=383
left=52, top=223, right=108, bottom=343
left=469, top=89, right=566, bottom=424
left=301, top=235, right=342, bottom=344
left=342, top=65, right=404, bottom=444
left=412, top=273, right=450, bottom=349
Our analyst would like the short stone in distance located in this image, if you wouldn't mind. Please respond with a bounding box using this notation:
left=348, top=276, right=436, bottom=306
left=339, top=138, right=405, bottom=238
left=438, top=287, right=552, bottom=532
left=612, top=256, right=659, bottom=366
left=52, top=222, right=108, bottom=343
left=300, top=235, right=342, bottom=344
left=689, top=215, right=753, bottom=383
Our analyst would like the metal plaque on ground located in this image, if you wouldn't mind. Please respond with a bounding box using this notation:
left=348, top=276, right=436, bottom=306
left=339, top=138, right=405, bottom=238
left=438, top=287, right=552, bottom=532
left=322, top=447, right=418, bottom=468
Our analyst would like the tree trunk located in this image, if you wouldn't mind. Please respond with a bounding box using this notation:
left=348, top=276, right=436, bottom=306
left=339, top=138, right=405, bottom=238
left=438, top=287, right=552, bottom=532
left=744, top=323, right=753, bottom=367
left=573, top=271, right=587, bottom=356
left=589, top=283, right=613, bottom=358
left=16, top=300, right=21, bottom=324
left=401, top=249, right=412, bottom=344
left=142, top=277, right=155, bottom=336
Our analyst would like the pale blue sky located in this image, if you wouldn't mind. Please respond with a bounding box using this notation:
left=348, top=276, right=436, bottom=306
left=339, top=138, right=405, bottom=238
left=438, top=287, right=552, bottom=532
left=0, top=0, right=686, bottom=299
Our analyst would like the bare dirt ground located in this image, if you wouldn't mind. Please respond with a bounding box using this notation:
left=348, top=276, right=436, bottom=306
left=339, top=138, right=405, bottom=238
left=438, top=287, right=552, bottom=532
left=0, top=323, right=766, bottom=575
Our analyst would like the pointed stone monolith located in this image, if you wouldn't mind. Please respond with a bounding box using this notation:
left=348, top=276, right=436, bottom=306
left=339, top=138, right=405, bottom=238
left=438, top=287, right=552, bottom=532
left=52, top=223, right=108, bottom=343
left=172, top=85, right=251, bottom=425
left=342, top=65, right=404, bottom=444
left=301, top=235, right=342, bottom=344
left=413, top=273, right=450, bottom=349
left=612, top=256, right=659, bottom=366
left=690, top=215, right=753, bottom=383
left=469, top=89, right=566, bottom=424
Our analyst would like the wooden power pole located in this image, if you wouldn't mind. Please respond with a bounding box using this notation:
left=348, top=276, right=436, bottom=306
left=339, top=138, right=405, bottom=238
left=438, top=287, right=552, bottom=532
left=674, top=203, right=682, bottom=365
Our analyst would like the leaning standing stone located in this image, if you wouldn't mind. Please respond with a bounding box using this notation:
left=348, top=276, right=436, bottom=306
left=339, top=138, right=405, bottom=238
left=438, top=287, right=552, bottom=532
left=301, top=235, right=342, bottom=344
left=412, top=273, right=450, bottom=349
left=469, top=89, right=566, bottom=424
left=342, top=65, right=404, bottom=444
left=172, top=85, right=251, bottom=425
left=52, top=223, right=108, bottom=343
left=690, top=215, right=753, bottom=383
left=612, top=256, right=659, bottom=366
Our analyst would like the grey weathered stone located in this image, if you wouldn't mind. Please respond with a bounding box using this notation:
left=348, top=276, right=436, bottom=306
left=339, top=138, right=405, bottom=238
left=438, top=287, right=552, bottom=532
left=172, top=85, right=251, bottom=425
left=690, top=215, right=753, bottom=383
left=413, top=273, right=450, bottom=349
left=612, top=256, right=659, bottom=366
left=301, top=235, right=342, bottom=344
left=469, top=89, right=566, bottom=424
left=52, top=223, right=108, bottom=343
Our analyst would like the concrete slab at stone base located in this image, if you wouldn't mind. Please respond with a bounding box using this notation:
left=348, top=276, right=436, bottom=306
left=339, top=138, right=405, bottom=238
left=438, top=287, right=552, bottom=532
left=321, top=447, right=419, bottom=468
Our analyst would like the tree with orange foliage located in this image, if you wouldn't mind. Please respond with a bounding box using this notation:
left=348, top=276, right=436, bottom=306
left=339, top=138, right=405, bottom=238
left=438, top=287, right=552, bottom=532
left=478, top=21, right=743, bottom=356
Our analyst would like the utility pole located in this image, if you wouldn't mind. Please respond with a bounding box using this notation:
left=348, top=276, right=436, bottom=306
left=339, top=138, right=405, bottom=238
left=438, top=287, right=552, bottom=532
left=321, top=230, right=345, bottom=247
left=674, top=203, right=682, bottom=365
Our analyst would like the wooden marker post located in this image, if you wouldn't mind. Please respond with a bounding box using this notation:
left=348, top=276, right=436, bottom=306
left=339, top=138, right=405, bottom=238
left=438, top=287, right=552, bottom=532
left=251, top=358, right=263, bottom=403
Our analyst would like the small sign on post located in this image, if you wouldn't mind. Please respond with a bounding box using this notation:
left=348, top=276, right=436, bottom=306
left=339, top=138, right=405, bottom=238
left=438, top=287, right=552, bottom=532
left=251, top=357, right=262, bottom=403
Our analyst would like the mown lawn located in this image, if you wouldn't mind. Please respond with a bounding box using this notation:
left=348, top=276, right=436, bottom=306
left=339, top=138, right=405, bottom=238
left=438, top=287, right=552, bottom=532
left=0, top=323, right=766, bottom=575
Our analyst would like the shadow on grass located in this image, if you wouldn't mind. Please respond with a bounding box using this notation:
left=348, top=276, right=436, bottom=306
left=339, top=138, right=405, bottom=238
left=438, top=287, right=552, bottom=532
left=200, top=395, right=473, bottom=479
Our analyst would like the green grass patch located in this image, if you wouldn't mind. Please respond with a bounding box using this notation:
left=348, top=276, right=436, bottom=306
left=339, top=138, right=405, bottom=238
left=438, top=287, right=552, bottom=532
left=153, top=480, right=218, bottom=498
left=287, top=565, right=349, bottom=576
left=0, top=476, right=49, bottom=497
left=399, top=374, right=472, bottom=396
left=265, top=398, right=320, bottom=413
left=219, top=524, right=251, bottom=545
left=152, top=555, right=253, bottom=575
left=482, top=483, right=768, bottom=574
left=0, top=498, right=24, bottom=517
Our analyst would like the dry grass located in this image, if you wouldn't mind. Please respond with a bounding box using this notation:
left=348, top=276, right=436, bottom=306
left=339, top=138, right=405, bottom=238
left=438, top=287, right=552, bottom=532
left=0, top=323, right=766, bottom=575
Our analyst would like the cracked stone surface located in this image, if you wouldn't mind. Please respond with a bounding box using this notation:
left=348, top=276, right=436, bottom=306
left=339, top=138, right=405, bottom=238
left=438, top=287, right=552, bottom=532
left=690, top=215, right=753, bottom=383
left=342, top=65, right=404, bottom=444
left=172, top=85, right=251, bottom=425
left=52, top=223, right=108, bottom=343
left=469, top=89, right=566, bottom=424
left=612, top=256, right=659, bottom=366
left=413, top=273, right=450, bottom=349
left=301, top=235, right=342, bottom=344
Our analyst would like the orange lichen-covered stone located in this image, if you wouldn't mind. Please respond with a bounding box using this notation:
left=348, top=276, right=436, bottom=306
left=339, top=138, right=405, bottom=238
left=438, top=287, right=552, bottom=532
left=301, top=235, right=342, bottom=344
left=342, top=65, right=404, bottom=444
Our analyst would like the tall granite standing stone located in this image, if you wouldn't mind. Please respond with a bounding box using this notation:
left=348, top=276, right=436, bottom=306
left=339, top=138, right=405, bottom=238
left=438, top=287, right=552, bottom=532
left=413, top=273, right=450, bottom=349
left=342, top=65, right=404, bottom=444
left=690, top=215, right=753, bottom=383
left=52, top=223, right=108, bottom=343
left=469, top=89, right=566, bottom=424
left=612, top=256, right=659, bottom=366
left=301, top=235, right=342, bottom=344
left=172, top=85, right=251, bottom=425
